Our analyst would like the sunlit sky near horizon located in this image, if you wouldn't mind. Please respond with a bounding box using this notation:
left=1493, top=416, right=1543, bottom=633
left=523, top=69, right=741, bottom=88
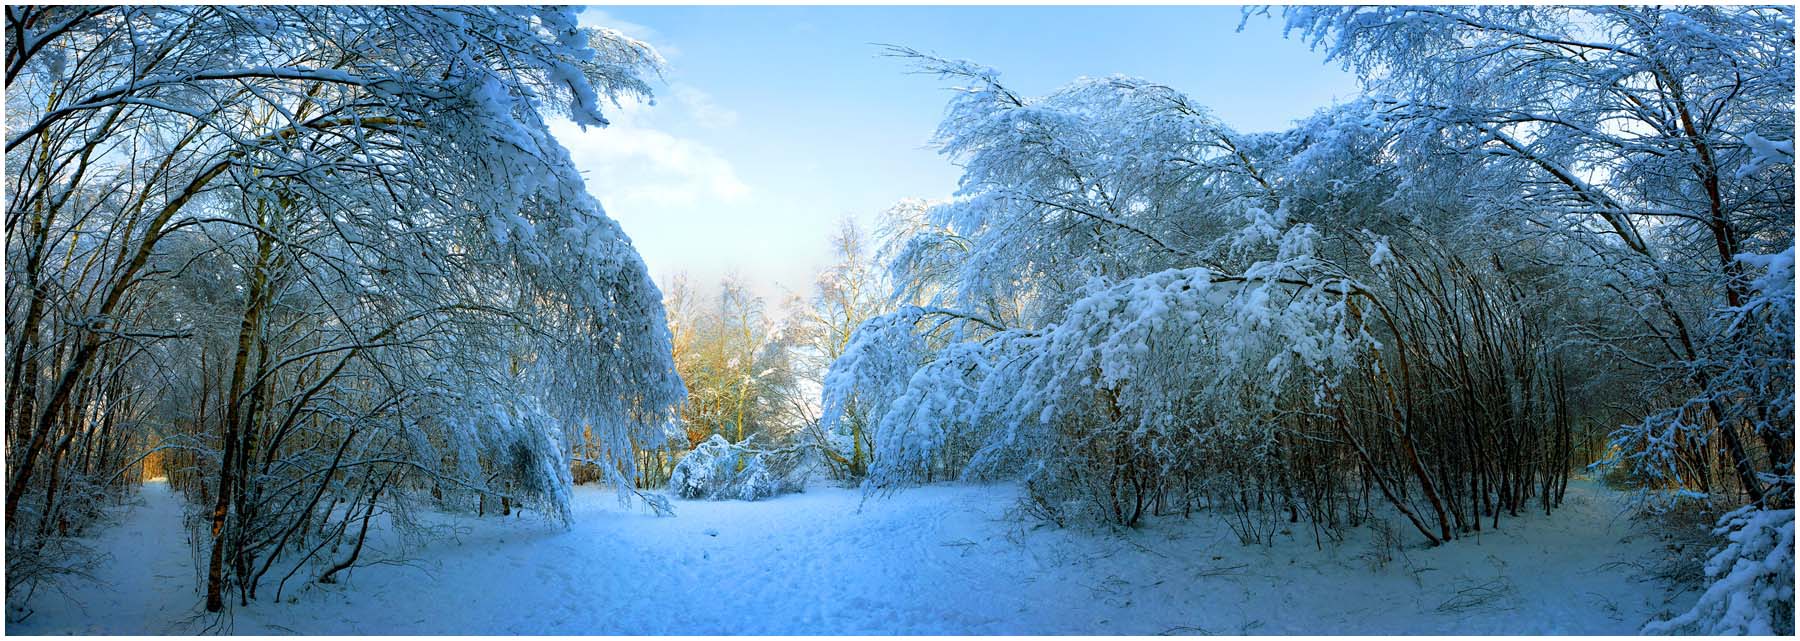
left=555, top=4, right=1363, bottom=304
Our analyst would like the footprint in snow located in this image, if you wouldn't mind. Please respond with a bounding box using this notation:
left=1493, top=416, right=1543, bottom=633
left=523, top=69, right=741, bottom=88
left=703, top=528, right=719, bottom=537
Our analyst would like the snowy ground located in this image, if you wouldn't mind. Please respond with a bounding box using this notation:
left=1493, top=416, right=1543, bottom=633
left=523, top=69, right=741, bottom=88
left=9, top=479, right=1689, bottom=635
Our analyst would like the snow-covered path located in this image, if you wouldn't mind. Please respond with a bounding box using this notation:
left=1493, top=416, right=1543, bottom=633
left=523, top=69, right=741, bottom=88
left=9, top=480, right=1685, bottom=635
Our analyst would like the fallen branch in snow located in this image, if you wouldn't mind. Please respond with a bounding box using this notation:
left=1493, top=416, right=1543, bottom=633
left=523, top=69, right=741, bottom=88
left=1157, top=624, right=1214, bottom=636
left=1435, top=577, right=1517, bottom=613
left=1195, top=563, right=1250, bottom=578
left=939, top=538, right=979, bottom=553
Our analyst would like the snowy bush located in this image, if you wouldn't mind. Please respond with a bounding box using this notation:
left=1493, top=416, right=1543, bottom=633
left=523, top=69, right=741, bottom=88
left=668, top=436, right=808, bottom=501
left=1644, top=507, right=1795, bottom=635
left=985, top=260, right=1371, bottom=528
left=826, top=52, right=1430, bottom=532
left=817, top=52, right=1398, bottom=529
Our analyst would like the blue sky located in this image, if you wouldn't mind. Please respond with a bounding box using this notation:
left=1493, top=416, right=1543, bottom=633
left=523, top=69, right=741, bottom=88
left=555, top=5, right=1362, bottom=303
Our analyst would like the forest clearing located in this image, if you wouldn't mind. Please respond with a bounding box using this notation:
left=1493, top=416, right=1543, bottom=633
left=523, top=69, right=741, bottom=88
left=4, top=4, right=1792, bottom=636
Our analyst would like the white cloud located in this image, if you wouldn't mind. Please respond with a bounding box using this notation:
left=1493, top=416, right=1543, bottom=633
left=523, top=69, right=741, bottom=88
left=552, top=102, right=750, bottom=212
left=670, top=84, right=739, bottom=129
left=549, top=13, right=743, bottom=212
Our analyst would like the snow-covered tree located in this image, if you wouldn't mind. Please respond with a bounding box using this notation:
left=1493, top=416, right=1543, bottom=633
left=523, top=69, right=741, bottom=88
left=827, top=52, right=1404, bottom=531
left=824, top=18, right=1779, bottom=547
left=1276, top=4, right=1795, bottom=507
left=1273, top=8, right=1792, bottom=626
left=665, top=275, right=795, bottom=450
left=5, top=5, right=683, bottom=612
left=789, top=217, right=898, bottom=478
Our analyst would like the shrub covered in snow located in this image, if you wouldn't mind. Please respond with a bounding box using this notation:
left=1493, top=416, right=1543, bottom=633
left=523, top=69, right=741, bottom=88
left=668, top=436, right=809, bottom=501
left=1644, top=507, right=1795, bottom=635
left=827, top=50, right=1557, bottom=537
